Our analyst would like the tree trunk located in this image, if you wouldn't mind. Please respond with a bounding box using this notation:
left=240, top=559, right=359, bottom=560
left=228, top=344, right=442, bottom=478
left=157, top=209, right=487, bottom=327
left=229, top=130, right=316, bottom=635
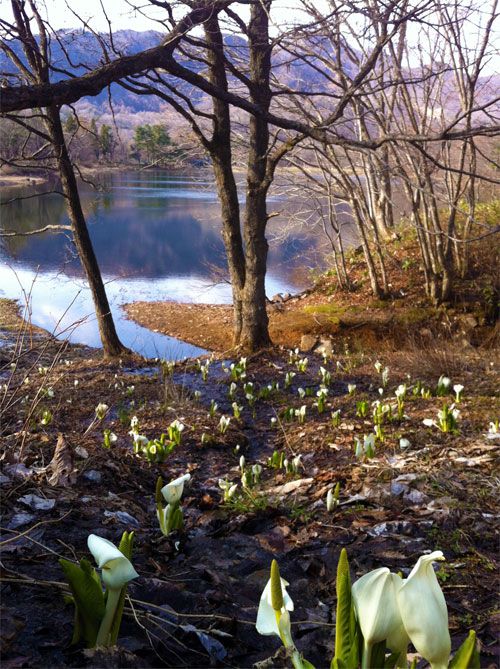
left=205, top=3, right=274, bottom=352
left=241, top=193, right=271, bottom=349
left=45, top=106, right=128, bottom=357
left=240, top=0, right=273, bottom=350
left=204, top=17, right=246, bottom=347
left=212, top=153, right=246, bottom=344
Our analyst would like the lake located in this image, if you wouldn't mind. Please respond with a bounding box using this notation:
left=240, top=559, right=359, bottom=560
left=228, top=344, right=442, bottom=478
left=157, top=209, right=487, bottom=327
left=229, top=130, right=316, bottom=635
left=0, top=170, right=332, bottom=358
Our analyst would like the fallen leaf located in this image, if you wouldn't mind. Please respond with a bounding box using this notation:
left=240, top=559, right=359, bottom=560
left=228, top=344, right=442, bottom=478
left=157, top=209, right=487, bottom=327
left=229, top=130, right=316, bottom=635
left=47, top=433, right=77, bottom=487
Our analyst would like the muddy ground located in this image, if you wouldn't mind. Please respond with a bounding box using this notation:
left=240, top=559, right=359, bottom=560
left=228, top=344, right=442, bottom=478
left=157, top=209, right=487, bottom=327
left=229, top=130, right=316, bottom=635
left=0, top=299, right=499, bottom=668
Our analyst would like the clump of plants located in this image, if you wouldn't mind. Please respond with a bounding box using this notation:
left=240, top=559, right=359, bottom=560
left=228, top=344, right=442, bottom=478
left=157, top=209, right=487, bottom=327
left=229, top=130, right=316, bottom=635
left=60, top=532, right=138, bottom=648
left=256, top=550, right=480, bottom=669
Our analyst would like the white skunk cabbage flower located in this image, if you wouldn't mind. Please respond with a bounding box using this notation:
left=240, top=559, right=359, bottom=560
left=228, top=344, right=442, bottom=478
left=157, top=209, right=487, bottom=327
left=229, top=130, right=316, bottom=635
left=95, top=403, right=109, bottom=420
left=438, top=375, right=451, bottom=389
left=87, top=535, right=138, bottom=590
left=256, top=565, right=294, bottom=638
left=169, top=419, right=185, bottom=433
left=397, top=551, right=450, bottom=669
left=161, top=473, right=191, bottom=505
left=326, top=488, right=335, bottom=512
left=252, top=463, right=262, bottom=476
left=352, top=567, right=409, bottom=656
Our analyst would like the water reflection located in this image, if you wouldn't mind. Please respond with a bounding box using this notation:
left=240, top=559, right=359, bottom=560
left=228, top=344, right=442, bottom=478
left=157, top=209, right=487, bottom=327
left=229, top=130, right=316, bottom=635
left=0, top=170, right=324, bottom=358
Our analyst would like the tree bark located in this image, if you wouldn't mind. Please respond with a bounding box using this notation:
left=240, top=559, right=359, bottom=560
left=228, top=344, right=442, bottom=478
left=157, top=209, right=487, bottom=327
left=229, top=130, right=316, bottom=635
left=204, top=17, right=246, bottom=346
left=239, top=0, right=273, bottom=350
left=204, top=10, right=272, bottom=351
left=45, top=106, right=128, bottom=357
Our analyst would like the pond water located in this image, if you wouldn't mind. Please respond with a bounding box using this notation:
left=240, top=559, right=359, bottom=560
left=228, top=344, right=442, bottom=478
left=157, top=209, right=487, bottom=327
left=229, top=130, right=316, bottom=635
left=0, top=170, right=330, bottom=359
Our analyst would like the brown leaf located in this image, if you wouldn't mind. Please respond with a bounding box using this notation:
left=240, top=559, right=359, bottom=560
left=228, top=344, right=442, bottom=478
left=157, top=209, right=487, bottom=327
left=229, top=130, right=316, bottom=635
left=47, top=433, right=77, bottom=487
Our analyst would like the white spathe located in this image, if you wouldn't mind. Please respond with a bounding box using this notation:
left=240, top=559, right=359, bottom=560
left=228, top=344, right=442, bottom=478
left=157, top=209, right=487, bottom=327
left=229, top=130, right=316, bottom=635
left=161, top=473, right=191, bottom=505
left=397, top=551, right=451, bottom=669
left=352, top=567, right=409, bottom=653
left=87, top=534, right=139, bottom=590
left=256, top=576, right=294, bottom=637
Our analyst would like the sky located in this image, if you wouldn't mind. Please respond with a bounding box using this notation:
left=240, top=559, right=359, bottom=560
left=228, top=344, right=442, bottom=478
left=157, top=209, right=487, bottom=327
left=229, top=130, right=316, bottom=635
left=0, top=0, right=498, bottom=74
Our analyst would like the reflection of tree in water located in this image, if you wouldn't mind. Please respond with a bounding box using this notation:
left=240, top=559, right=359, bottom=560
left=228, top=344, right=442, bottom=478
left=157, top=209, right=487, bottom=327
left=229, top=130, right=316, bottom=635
left=1, top=185, right=225, bottom=277
left=89, top=210, right=225, bottom=276
left=1, top=172, right=330, bottom=283
left=1, top=189, right=70, bottom=260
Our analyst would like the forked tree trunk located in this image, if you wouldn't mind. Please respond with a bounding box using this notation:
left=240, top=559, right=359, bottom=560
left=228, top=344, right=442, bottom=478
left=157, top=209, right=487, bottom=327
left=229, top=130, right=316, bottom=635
left=204, top=8, right=273, bottom=352
left=45, top=106, right=128, bottom=357
left=205, top=17, right=246, bottom=347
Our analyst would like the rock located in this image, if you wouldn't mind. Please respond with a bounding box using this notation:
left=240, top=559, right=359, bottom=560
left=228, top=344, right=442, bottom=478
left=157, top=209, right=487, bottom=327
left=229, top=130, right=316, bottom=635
left=271, top=293, right=284, bottom=303
left=104, top=510, right=140, bottom=527
left=300, top=334, right=318, bottom=352
left=18, top=494, right=56, bottom=511
left=268, top=477, right=314, bottom=496
left=282, top=292, right=292, bottom=302
left=368, top=520, right=415, bottom=537
left=4, top=463, right=32, bottom=480
left=83, top=469, right=102, bottom=483
left=391, top=481, right=409, bottom=496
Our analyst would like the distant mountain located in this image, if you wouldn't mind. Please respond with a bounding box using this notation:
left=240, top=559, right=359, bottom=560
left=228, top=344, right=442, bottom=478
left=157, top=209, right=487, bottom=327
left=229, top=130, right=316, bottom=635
left=1, top=29, right=497, bottom=129
left=0, top=29, right=352, bottom=124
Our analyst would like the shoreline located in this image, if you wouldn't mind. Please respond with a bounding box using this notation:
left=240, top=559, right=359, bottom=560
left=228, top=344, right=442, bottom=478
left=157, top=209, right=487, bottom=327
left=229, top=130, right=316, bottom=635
left=0, top=164, right=211, bottom=190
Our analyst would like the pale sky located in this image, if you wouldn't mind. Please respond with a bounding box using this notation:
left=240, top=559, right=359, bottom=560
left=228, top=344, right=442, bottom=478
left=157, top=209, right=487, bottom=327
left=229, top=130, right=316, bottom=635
left=1, top=0, right=498, bottom=74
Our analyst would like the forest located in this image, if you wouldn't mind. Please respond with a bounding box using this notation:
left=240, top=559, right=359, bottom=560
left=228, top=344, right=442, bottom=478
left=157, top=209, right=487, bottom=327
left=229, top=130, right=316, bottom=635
left=0, top=1, right=499, bottom=668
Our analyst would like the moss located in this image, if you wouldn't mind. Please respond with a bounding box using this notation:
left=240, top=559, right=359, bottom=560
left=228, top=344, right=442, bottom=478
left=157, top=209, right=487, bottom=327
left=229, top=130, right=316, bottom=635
left=396, top=306, right=433, bottom=325
left=302, top=303, right=367, bottom=317
left=370, top=299, right=391, bottom=309
left=302, top=304, right=348, bottom=316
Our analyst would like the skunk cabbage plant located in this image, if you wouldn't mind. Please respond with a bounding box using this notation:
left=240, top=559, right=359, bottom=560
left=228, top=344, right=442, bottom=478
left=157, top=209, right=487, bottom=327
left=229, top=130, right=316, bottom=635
left=258, top=550, right=479, bottom=669
left=397, top=551, right=451, bottom=669
left=60, top=531, right=137, bottom=648
left=156, top=473, right=190, bottom=535
left=256, top=560, right=314, bottom=669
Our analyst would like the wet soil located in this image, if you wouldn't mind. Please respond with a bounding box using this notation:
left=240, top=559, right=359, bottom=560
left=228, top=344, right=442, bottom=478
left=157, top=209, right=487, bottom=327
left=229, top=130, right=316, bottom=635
left=1, top=308, right=499, bottom=668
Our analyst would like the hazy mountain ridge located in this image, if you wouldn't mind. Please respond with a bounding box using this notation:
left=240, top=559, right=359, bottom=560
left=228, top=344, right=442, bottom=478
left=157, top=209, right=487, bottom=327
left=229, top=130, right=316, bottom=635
left=1, top=29, right=351, bottom=123
left=1, top=29, right=498, bottom=129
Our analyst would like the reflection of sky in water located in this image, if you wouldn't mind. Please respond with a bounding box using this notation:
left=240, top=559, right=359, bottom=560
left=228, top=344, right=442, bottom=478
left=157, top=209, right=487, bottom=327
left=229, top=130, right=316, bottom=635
left=0, top=170, right=312, bottom=358
left=0, top=264, right=294, bottom=359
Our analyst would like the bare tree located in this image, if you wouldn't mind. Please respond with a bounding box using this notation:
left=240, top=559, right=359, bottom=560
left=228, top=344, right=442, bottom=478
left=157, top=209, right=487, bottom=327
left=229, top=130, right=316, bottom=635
left=283, top=0, right=499, bottom=303
left=1, top=0, right=128, bottom=356
left=1, top=0, right=498, bottom=350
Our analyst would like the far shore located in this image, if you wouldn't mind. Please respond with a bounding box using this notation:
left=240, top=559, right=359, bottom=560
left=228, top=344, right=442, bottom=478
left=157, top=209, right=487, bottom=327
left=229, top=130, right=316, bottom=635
left=0, top=173, right=48, bottom=188
left=0, top=164, right=210, bottom=190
